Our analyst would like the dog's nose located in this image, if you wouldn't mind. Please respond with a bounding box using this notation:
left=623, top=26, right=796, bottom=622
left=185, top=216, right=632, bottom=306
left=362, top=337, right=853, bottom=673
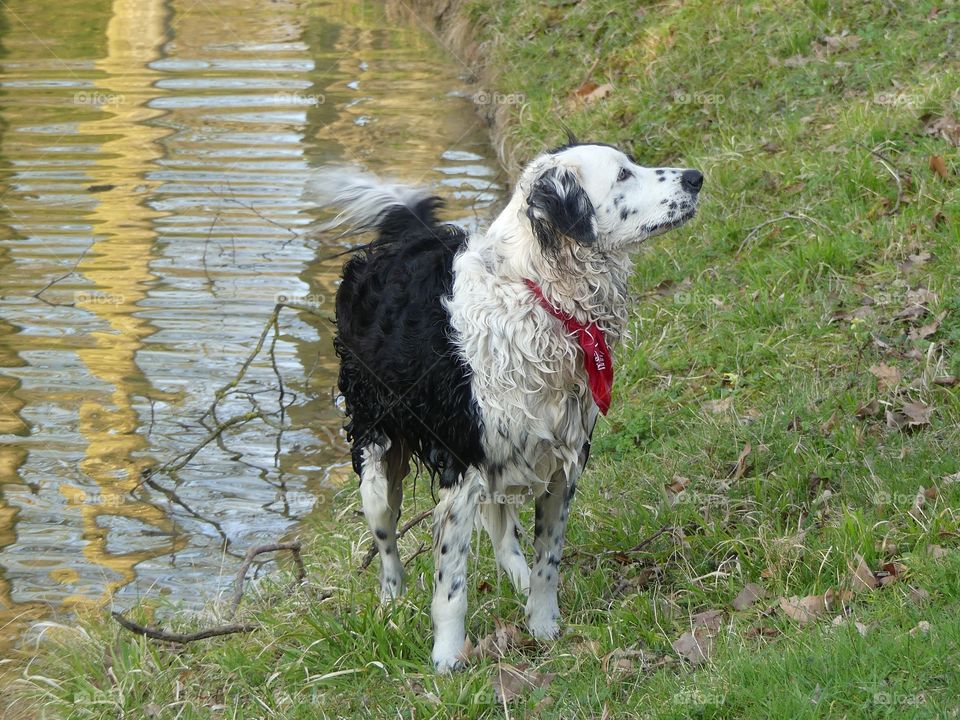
left=681, top=169, right=704, bottom=194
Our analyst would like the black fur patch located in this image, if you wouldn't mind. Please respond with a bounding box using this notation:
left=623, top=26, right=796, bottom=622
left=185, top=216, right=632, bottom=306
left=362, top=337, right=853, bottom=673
left=525, top=166, right=597, bottom=255
left=335, top=198, right=485, bottom=489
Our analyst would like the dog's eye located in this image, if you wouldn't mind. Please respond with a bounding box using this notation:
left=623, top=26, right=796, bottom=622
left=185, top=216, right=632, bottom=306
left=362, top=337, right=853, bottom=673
left=617, top=167, right=633, bottom=182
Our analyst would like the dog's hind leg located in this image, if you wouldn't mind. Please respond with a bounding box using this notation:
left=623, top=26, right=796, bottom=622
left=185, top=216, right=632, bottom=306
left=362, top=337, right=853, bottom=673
left=431, top=469, right=481, bottom=672
left=358, top=440, right=409, bottom=601
left=479, top=500, right=530, bottom=594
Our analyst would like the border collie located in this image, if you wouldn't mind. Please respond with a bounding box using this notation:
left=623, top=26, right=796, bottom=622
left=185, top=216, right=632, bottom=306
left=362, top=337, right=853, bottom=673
left=309, top=142, right=702, bottom=671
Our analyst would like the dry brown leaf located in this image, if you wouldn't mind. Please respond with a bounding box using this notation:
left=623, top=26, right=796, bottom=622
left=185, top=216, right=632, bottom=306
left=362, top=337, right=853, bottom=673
left=870, top=363, right=902, bottom=391
left=491, top=663, right=555, bottom=703
left=470, top=619, right=532, bottom=661
left=909, top=620, right=932, bottom=636
left=730, top=443, right=752, bottom=480
left=902, top=401, right=933, bottom=428
left=672, top=628, right=713, bottom=665
left=601, top=647, right=656, bottom=677
left=823, top=587, right=854, bottom=612
left=820, top=410, right=839, bottom=435
left=574, top=82, right=613, bottom=105
left=705, top=397, right=733, bottom=414
left=927, top=544, right=949, bottom=559
left=666, top=476, right=690, bottom=495
left=779, top=595, right=826, bottom=624
left=849, top=554, right=879, bottom=593
left=923, top=115, right=960, bottom=146
left=933, top=375, right=958, bottom=387
left=855, top=399, right=881, bottom=419
left=691, top=609, right=725, bottom=631
left=573, top=81, right=599, bottom=98
left=732, top=582, right=767, bottom=611
left=744, top=625, right=780, bottom=640
left=909, top=311, right=947, bottom=340
left=929, top=154, right=949, bottom=179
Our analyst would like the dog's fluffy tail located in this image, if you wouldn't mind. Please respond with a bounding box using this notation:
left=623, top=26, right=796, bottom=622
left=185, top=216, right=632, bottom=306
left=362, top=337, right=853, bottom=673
left=305, top=165, right=443, bottom=238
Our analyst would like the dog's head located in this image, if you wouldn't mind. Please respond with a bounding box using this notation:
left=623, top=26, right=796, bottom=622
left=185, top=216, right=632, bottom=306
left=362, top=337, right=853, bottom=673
left=521, top=142, right=702, bottom=256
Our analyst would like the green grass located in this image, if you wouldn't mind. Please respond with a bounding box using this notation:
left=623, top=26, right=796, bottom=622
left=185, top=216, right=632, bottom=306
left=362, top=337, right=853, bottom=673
left=11, top=0, right=960, bottom=717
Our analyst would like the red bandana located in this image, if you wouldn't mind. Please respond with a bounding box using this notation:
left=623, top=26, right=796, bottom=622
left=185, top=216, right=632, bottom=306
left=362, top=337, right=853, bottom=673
left=524, top=279, right=614, bottom=415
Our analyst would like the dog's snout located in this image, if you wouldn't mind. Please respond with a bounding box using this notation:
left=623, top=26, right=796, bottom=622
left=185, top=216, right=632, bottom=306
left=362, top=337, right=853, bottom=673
left=681, top=169, right=704, bottom=194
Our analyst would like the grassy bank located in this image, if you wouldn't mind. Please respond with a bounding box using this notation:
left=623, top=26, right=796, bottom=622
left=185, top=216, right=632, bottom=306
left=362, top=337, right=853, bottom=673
left=13, top=0, right=960, bottom=717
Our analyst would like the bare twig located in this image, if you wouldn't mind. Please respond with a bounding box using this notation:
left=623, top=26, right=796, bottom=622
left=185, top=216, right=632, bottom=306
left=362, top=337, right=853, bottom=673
left=31, top=242, right=94, bottom=306
left=403, top=541, right=430, bottom=568
left=112, top=611, right=256, bottom=644
left=737, top=212, right=831, bottom=254
left=229, top=541, right=306, bottom=617
left=623, top=524, right=673, bottom=554
left=857, top=141, right=903, bottom=215
left=359, top=509, right=432, bottom=571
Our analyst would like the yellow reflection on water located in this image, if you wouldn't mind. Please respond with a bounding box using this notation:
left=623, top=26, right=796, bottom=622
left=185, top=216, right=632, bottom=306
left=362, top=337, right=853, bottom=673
left=64, top=0, right=185, bottom=609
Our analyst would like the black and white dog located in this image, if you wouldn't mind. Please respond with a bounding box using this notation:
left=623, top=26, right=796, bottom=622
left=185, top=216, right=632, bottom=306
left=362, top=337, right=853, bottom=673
left=309, top=142, right=702, bottom=671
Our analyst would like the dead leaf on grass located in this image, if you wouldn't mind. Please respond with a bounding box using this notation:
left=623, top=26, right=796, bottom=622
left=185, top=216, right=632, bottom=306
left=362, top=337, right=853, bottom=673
left=572, top=82, right=613, bottom=106
left=922, top=114, right=960, bottom=146
left=909, top=620, right=931, bottom=636
left=927, top=544, right=949, bottom=559
left=855, top=399, right=881, bottom=419
left=929, top=154, right=950, bottom=179
left=730, top=443, right=752, bottom=480
left=908, top=587, right=930, bottom=605
left=779, top=595, right=826, bottom=624
left=902, top=401, right=933, bottom=428
left=849, top=554, right=879, bottom=593
left=672, top=628, right=714, bottom=665
left=705, top=397, right=733, bottom=414
left=869, top=363, right=902, bottom=391
left=491, top=663, right=555, bottom=703
left=732, top=582, right=768, bottom=611
left=909, top=311, right=947, bottom=340
left=691, top=609, right=725, bottom=631
left=470, top=618, right=533, bottom=661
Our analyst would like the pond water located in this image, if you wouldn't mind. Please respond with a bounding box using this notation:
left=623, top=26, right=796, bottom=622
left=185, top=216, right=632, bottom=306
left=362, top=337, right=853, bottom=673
left=0, top=0, right=503, bottom=657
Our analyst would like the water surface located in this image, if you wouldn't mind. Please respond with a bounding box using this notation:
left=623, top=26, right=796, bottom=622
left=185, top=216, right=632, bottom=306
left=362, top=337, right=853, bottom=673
left=0, top=0, right=502, bottom=656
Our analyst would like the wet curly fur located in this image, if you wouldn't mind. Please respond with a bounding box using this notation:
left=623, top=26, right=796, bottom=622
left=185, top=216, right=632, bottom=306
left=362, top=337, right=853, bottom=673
left=308, top=142, right=703, bottom=671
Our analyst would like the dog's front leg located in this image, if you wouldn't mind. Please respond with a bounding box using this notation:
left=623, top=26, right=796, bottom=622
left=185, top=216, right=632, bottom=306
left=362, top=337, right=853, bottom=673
left=525, top=468, right=577, bottom=640
left=431, top=469, right=480, bottom=672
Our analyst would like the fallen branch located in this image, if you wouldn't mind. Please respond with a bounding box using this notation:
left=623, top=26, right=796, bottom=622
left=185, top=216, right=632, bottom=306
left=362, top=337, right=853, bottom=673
left=230, top=541, right=306, bottom=617
left=359, top=509, right=433, bottom=572
left=112, top=612, right=256, bottom=644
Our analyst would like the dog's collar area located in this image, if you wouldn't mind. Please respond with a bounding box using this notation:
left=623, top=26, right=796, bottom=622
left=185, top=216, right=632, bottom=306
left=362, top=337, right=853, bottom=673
left=523, top=278, right=614, bottom=415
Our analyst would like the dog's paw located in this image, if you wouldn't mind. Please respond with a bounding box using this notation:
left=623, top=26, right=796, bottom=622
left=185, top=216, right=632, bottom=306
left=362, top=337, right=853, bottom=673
left=433, top=656, right=466, bottom=673
left=379, top=574, right=405, bottom=602
left=527, top=615, right=561, bottom=640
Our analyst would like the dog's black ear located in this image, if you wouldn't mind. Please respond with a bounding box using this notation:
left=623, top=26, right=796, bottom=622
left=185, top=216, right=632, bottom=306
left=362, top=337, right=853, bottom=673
left=525, top=166, right=597, bottom=254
